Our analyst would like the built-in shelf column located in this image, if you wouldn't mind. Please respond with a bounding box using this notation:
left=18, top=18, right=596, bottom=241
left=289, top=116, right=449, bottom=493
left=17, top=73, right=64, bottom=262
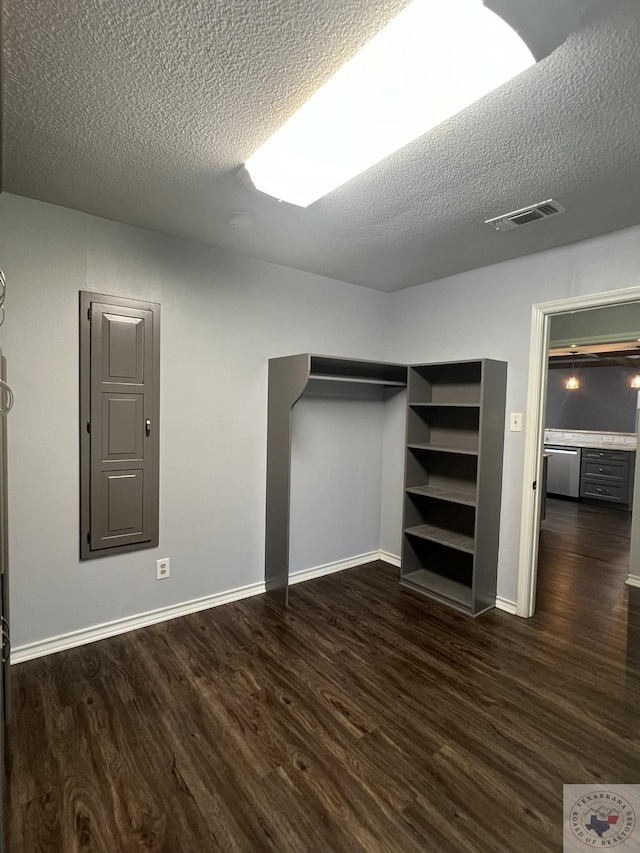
left=265, top=354, right=407, bottom=605
left=400, top=359, right=506, bottom=616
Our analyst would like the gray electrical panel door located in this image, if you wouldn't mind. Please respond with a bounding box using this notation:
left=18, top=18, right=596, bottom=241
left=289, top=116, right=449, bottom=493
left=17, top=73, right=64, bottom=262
left=80, top=293, right=160, bottom=559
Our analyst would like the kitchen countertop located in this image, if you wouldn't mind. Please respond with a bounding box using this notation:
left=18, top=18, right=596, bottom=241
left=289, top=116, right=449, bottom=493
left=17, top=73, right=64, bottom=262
left=544, top=428, right=637, bottom=451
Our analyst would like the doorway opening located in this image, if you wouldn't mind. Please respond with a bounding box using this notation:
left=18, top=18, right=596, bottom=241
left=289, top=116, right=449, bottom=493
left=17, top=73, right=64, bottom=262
left=517, top=286, right=640, bottom=618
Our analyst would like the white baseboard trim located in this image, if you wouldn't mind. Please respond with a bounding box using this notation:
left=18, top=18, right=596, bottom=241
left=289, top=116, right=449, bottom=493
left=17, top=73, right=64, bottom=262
left=13, top=550, right=400, bottom=664
left=626, top=574, right=640, bottom=589
left=378, top=550, right=401, bottom=568
left=495, top=596, right=518, bottom=615
left=11, top=579, right=266, bottom=665
left=289, top=550, right=381, bottom=585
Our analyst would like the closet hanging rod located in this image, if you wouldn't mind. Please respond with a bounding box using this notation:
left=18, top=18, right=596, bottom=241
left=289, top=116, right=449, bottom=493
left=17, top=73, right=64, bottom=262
left=309, top=374, right=407, bottom=387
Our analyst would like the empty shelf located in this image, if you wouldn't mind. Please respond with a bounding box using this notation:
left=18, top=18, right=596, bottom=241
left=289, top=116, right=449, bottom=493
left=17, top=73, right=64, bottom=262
left=409, top=402, right=480, bottom=409
left=404, top=524, right=475, bottom=554
left=406, top=483, right=477, bottom=506
left=407, top=442, right=478, bottom=456
left=309, top=355, right=407, bottom=385
left=401, top=569, right=473, bottom=609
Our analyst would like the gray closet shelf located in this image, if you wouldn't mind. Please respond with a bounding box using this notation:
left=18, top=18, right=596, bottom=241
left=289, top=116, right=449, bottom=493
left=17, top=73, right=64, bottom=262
left=407, top=442, right=479, bottom=455
left=265, top=354, right=506, bottom=619
left=405, top=483, right=477, bottom=506
left=309, top=355, right=407, bottom=385
left=401, top=359, right=506, bottom=617
left=404, top=523, right=475, bottom=554
left=402, top=568, right=474, bottom=609
left=409, top=402, right=480, bottom=408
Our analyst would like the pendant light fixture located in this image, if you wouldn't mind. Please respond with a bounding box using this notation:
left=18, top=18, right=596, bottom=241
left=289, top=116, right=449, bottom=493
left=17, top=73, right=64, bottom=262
left=565, top=374, right=580, bottom=390
left=566, top=351, right=579, bottom=390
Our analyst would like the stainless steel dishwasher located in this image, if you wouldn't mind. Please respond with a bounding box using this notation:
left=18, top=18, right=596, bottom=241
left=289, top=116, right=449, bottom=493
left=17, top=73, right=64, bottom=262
left=545, top=445, right=582, bottom=497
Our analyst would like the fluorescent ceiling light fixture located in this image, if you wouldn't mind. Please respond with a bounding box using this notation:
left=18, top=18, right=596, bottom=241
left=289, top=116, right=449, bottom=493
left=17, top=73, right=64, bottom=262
left=244, top=0, right=534, bottom=207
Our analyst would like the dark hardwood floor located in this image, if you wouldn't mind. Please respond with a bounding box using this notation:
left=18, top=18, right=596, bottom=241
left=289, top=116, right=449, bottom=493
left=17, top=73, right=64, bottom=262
left=7, top=498, right=640, bottom=852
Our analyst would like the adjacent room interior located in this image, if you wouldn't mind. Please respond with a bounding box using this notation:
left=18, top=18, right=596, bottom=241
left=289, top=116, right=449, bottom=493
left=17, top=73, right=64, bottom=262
left=542, top=303, right=640, bottom=588
left=1, top=0, right=640, bottom=850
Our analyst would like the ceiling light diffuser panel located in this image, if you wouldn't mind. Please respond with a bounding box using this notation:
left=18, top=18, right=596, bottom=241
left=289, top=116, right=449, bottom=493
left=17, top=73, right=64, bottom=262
left=245, top=0, right=534, bottom=207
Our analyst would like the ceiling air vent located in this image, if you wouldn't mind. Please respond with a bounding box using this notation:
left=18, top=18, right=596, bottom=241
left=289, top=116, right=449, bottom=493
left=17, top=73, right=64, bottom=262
left=485, top=199, right=567, bottom=232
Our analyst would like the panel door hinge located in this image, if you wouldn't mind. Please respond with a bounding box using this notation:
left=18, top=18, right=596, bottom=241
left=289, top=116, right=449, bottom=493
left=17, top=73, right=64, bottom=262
left=87, top=306, right=92, bottom=321
left=87, top=532, right=91, bottom=545
left=86, top=420, right=91, bottom=434
left=533, top=481, right=537, bottom=490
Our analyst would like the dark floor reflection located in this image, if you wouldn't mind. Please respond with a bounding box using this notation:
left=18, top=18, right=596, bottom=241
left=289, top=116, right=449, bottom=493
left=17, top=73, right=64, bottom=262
left=625, top=586, right=640, bottom=733
left=539, top=497, right=640, bottom=732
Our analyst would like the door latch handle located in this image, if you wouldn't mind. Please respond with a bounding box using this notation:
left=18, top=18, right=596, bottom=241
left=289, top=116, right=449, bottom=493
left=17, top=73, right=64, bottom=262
left=145, top=419, right=151, bottom=437
left=0, top=379, right=13, bottom=417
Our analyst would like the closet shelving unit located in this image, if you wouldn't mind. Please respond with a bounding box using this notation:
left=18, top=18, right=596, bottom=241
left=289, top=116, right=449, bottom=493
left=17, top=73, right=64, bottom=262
left=265, top=354, right=407, bottom=605
left=400, top=359, right=506, bottom=616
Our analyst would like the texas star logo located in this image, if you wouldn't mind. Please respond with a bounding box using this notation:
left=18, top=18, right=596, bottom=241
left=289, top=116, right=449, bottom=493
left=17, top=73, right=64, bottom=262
left=570, top=791, right=636, bottom=847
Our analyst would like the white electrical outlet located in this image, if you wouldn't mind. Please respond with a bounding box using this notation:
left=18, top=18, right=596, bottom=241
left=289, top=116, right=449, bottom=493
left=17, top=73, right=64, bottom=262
left=510, top=412, right=523, bottom=432
left=156, top=558, right=170, bottom=580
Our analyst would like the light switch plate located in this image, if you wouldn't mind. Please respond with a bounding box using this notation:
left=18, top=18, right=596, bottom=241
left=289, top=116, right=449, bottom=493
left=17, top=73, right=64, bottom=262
left=510, top=412, right=523, bottom=432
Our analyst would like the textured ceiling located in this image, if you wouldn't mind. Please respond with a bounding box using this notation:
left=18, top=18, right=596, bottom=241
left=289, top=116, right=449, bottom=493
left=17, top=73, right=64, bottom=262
left=3, top=0, right=640, bottom=291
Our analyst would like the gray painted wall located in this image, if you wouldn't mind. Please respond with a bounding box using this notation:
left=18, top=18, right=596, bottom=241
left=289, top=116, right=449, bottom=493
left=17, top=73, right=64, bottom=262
left=546, top=365, right=639, bottom=433
left=289, top=386, right=386, bottom=572
left=0, top=193, right=397, bottom=648
left=386, top=221, right=640, bottom=603
left=550, top=304, right=640, bottom=346
left=3, top=190, right=640, bottom=646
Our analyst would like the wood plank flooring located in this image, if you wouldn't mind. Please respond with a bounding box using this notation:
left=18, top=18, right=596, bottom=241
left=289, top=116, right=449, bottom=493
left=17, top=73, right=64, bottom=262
left=6, top=498, right=640, bottom=851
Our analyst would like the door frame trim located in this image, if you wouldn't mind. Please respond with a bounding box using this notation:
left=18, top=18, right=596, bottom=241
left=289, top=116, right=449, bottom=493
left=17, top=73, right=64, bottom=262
left=517, top=284, right=640, bottom=617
